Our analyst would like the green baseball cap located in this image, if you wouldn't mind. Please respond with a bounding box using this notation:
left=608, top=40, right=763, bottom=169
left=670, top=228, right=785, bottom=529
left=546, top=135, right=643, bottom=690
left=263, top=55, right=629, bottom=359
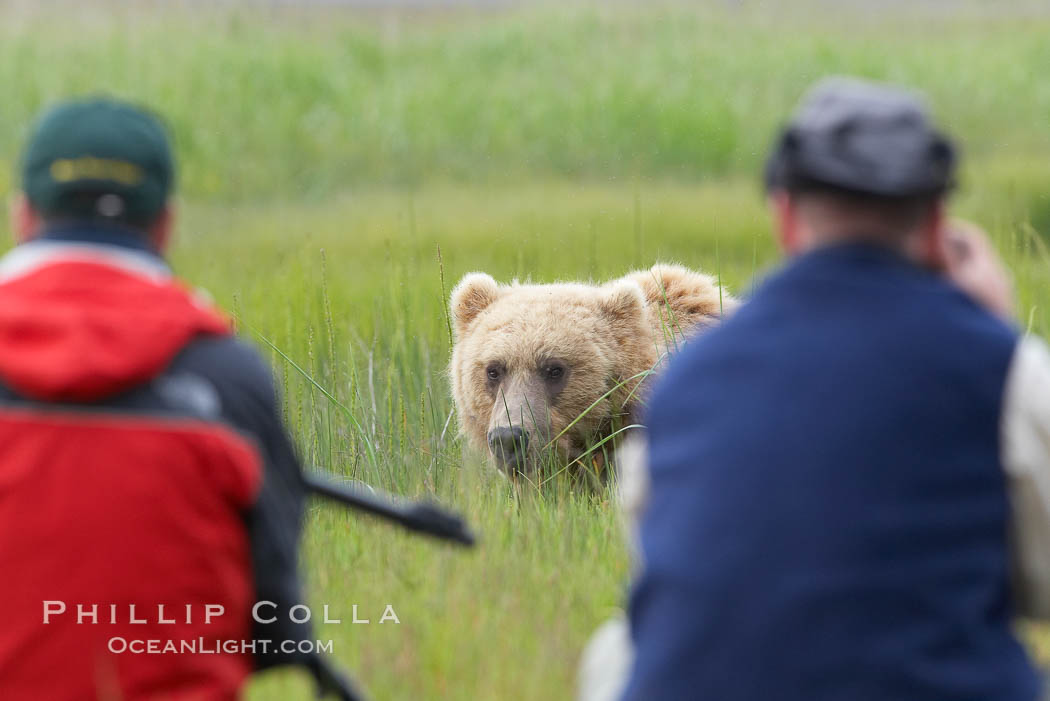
left=20, top=97, right=174, bottom=226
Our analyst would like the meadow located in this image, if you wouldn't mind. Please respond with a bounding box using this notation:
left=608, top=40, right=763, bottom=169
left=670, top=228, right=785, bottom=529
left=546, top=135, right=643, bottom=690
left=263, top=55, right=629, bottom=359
left=2, top=1, right=1050, bottom=698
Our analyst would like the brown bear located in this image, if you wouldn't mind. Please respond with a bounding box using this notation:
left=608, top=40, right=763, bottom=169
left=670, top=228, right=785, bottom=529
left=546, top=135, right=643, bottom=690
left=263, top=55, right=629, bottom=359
left=448, top=264, right=735, bottom=475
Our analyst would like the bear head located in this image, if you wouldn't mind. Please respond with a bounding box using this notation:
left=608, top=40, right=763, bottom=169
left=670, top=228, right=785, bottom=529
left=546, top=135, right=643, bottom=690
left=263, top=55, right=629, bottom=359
left=448, top=265, right=731, bottom=476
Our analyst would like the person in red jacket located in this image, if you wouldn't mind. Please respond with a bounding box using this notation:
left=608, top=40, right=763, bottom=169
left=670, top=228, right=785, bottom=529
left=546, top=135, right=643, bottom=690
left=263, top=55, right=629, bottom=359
left=0, top=98, right=353, bottom=699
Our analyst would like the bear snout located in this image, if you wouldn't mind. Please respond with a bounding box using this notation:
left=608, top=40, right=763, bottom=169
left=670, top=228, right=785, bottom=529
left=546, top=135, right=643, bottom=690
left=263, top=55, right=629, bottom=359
left=487, top=425, right=530, bottom=471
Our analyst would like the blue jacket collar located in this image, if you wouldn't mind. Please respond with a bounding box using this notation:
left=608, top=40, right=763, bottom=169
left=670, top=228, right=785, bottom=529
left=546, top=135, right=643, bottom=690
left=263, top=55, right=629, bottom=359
left=803, top=240, right=912, bottom=264
left=791, top=240, right=934, bottom=278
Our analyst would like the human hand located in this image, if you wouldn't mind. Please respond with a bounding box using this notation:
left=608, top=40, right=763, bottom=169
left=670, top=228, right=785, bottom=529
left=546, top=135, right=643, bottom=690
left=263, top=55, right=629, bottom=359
left=941, top=220, right=1016, bottom=321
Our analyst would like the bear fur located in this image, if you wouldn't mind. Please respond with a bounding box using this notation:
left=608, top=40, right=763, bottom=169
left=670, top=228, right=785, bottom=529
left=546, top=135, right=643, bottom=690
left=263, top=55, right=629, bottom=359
left=448, top=263, right=735, bottom=475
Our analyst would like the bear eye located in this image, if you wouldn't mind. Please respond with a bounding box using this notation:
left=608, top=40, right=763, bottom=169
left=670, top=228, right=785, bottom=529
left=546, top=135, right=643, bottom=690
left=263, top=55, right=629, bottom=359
left=486, top=365, right=502, bottom=382
left=543, top=363, right=566, bottom=382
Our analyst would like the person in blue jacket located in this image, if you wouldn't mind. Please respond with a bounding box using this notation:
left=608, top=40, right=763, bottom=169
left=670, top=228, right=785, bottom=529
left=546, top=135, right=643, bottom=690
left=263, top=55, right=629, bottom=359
left=621, top=77, right=1050, bottom=701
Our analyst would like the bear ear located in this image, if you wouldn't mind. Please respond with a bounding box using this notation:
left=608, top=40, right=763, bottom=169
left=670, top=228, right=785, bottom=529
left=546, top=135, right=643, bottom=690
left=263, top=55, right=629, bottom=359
left=450, top=272, right=501, bottom=337
left=626, top=262, right=736, bottom=326
left=598, top=279, right=646, bottom=325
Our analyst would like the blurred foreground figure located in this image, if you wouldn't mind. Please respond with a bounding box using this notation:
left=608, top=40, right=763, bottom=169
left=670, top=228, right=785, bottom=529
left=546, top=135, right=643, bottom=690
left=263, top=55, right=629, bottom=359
left=617, top=78, right=1050, bottom=701
left=0, top=99, right=350, bottom=699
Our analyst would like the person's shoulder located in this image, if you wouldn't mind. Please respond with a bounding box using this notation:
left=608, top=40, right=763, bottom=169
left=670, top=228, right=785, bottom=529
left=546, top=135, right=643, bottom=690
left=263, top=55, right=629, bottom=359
left=670, top=279, right=774, bottom=360
left=169, top=334, right=277, bottom=399
left=924, top=274, right=1019, bottom=349
left=656, top=277, right=771, bottom=376
left=645, top=316, right=740, bottom=422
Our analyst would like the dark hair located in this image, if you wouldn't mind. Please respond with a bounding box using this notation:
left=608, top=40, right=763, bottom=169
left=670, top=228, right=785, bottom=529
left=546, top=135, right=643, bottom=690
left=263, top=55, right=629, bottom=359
left=788, top=184, right=940, bottom=239
left=38, top=191, right=161, bottom=235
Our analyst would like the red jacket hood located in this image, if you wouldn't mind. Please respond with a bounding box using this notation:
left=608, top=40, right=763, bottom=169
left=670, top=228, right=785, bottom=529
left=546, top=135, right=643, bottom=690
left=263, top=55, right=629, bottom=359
left=0, top=243, right=230, bottom=401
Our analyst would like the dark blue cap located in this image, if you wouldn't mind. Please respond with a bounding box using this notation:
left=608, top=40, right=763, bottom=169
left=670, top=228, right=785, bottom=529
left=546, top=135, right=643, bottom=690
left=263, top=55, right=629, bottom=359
left=764, top=77, right=957, bottom=198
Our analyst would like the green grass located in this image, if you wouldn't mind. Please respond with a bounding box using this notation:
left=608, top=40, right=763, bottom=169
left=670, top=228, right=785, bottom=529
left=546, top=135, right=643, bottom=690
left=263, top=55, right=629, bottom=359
left=1, top=2, right=1050, bottom=201
left=3, top=2, right=1050, bottom=699
left=189, top=177, right=1048, bottom=700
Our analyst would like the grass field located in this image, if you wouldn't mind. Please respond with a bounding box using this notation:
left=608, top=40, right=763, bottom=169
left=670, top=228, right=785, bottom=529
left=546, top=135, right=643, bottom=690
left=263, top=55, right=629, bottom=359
left=3, top=2, right=1050, bottom=699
